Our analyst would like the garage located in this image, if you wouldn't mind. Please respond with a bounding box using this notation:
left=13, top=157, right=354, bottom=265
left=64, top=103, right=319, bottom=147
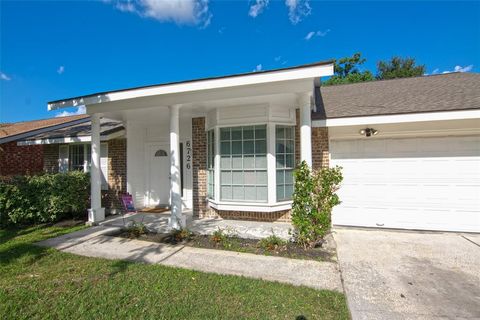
left=330, top=135, right=480, bottom=232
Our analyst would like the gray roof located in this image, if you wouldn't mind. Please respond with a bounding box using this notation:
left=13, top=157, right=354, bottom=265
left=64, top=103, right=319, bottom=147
left=313, top=72, right=480, bottom=119
left=22, top=118, right=124, bottom=141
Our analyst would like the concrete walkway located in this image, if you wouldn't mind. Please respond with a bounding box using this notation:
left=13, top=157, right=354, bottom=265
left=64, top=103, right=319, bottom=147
left=101, top=211, right=293, bottom=240
left=333, top=228, right=480, bottom=320
left=37, top=225, right=343, bottom=292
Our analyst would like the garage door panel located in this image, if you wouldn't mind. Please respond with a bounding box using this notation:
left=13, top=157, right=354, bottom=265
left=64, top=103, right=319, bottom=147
left=331, top=135, right=480, bottom=232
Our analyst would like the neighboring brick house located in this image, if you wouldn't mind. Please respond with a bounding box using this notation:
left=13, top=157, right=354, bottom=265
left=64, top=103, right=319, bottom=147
left=0, top=115, right=127, bottom=214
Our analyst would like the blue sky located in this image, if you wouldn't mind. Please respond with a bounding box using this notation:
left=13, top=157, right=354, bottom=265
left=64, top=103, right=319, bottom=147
left=1, top=0, right=479, bottom=122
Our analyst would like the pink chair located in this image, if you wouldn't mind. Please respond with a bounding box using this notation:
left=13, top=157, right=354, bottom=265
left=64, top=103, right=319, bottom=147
left=121, top=193, right=137, bottom=213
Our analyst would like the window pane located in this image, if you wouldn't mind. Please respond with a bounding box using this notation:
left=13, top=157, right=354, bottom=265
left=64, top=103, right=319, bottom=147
left=257, top=186, right=268, bottom=201
left=243, top=140, right=254, bottom=154
left=221, top=142, right=230, bottom=155
left=220, top=128, right=230, bottom=141
left=286, top=140, right=294, bottom=154
left=232, top=141, right=242, bottom=155
left=232, top=186, right=244, bottom=200
left=243, top=126, right=254, bottom=139
left=276, top=155, right=285, bottom=168
left=285, top=169, right=294, bottom=184
left=256, top=171, right=267, bottom=185
left=232, top=156, right=242, bottom=169
left=221, top=186, right=232, bottom=200
left=276, top=186, right=284, bottom=201
left=286, top=154, right=294, bottom=168
left=244, top=171, right=255, bottom=184
left=255, top=155, right=267, bottom=169
left=232, top=171, right=243, bottom=184
left=276, top=127, right=284, bottom=139
left=232, top=127, right=242, bottom=140
left=245, top=186, right=256, bottom=201
left=221, top=171, right=231, bottom=184
left=285, top=127, right=294, bottom=139
left=255, top=126, right=266, bottom=139
left=276, top=142, right=285, bottom=154
left=243, top=155, right=254, bottom=169
left=285, top=184, right=294, bottom=200
left=255, top=140, right=266, bottom=154
left=221, top=156, right=231, bottom=169
left=276, top=170, right=284, bottom=184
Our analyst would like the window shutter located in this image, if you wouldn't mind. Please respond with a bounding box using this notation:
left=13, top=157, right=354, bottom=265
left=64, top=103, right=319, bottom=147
left=58, top=145, right=69, bottom=173
left=100, top=143, right=108, bottom=190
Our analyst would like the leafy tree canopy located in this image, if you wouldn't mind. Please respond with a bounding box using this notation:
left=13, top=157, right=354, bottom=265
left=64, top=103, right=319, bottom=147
left=323, top=52, right=374, bottom=86
left=376, top=56, right=425, bottom=80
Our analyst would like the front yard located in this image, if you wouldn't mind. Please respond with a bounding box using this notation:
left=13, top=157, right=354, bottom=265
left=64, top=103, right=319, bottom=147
left=0, top=224, right=349, bottom=319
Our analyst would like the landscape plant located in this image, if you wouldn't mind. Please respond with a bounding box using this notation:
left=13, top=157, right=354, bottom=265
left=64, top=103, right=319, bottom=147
left=0, top=171, right=90, bottom=226
left=291, top=161, right=343, bottom=249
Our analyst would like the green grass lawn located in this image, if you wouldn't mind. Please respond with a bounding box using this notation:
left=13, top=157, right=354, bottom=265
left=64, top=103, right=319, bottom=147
left=0, top=225, right=350, bottom=319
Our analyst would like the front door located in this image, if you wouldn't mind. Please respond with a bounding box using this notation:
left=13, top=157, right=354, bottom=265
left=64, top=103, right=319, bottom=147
left=147, top=144, right=170, bottom=207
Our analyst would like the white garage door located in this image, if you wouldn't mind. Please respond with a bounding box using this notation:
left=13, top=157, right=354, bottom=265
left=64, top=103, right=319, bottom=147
left=330, top=135, right=480, bottom=232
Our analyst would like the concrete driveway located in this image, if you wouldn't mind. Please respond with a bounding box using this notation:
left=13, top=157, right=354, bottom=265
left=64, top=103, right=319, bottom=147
left=333, top=228, right=480, bottom=320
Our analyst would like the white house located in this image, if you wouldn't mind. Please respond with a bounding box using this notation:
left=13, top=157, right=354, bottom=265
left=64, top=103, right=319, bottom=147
left=47, top=60, right=480, bottom=233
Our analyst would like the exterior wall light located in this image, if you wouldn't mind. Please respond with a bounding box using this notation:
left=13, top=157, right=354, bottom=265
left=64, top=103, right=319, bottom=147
left=359, top=128, right=378, bottom=137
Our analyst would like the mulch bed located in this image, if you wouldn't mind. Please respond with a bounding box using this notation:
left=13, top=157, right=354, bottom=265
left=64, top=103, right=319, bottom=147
left=116, top=230, right=335, bottom=262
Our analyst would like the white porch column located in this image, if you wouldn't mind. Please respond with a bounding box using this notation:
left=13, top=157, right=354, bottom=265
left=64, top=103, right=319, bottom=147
left=299, top=93, right=313, bottom=167
left=168, top=104, right=185, bottom=229
left=88, top=113, right=105, bottom=224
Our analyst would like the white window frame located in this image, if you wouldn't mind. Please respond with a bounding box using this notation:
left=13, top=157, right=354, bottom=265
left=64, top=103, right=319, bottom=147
left=206, top=121, right=295, bottom=212
left=59, top=142, right=109, bottom=190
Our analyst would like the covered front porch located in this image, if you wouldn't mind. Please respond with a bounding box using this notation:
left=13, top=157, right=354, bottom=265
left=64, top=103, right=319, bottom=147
left=47, top=61, right=334, bottom=228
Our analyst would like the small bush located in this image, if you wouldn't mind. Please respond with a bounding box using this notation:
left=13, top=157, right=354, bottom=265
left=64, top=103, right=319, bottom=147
left=258, top=233, right=287, bottom=251
left=291, top=161, right=343, bottom=249
left=0, top=171, right=90, bottom=226
left=125, top=221, right=148, bottom=238
left=210, top=227, right=239, bottom=249
left=172, top=228, right=193, bottom=242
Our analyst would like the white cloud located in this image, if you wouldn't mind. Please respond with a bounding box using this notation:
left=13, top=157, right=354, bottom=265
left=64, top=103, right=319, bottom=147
left=57, top=66, right=65, bottom=75
left=249, top=0, right=269, bottom=18
left=304, top=29, right=330, bottom=40
left=55, top=105, right=86, bottom=117
left=285, top=0, right=311, bottom=24
left=274, top=56, right=282, bottom=62
left=112, top=0, right=212, bottom=28
left=432, top=68, right=439, bottom=74
left=253, top=64, right=262, bottom=72
left=442, top=64, right=474, bottom=74
left=0, top=72, right=11, bottom=81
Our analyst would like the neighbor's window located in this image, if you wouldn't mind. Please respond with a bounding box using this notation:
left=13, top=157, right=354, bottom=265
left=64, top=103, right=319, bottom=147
left=276, top=125, right=295, bottom=201
left=69, top=144, right=85, bottom=171
left=220, top=125, right=267, bottom=202
left=207, top=130, right=215, bottom=199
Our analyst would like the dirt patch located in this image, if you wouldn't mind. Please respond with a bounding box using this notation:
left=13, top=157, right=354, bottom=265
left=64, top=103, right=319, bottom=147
left=116, top=231, right=336, bottom=262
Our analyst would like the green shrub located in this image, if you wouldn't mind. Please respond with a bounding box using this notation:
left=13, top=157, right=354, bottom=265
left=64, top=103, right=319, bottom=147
left=258, top=232, right=287, bottom=251
left=0, top=171, right=90, bottom=226
left=291, top=161, right=343, bottom=249
left=125, top=221, right=148, bottom=238
left=210, top=227, right=239, bottom=249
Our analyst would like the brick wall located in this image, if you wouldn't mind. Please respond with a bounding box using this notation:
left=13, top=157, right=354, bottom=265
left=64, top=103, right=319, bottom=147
left=312, top=127, right=329, bottom=169
left=0, top=142, right=44, bottom=175
left=192, top=117, right=208, bottom=218
left=43, top=144, right=60, bottom=173
left=102, top=138, right=127, bottom=212
left=204, top=208, right=291, bottom=222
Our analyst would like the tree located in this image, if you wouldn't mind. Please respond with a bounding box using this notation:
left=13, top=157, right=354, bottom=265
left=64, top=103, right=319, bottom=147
left=377, top=57, right=425, bottom=80
left=323, top=52, right=374, bottom=86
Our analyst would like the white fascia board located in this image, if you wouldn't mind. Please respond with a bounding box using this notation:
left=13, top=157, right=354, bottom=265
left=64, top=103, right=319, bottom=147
left=17, top=129, right=125, bottom=146
left=48, top=64, right=334, bottom=110
left=313, top=109, right=480, bottom=127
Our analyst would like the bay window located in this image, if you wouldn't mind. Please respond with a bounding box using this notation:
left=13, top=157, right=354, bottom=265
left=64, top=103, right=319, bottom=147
left=220, top=125, right=267, bottom=202
left=207, top=122, right=295, bottom=205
